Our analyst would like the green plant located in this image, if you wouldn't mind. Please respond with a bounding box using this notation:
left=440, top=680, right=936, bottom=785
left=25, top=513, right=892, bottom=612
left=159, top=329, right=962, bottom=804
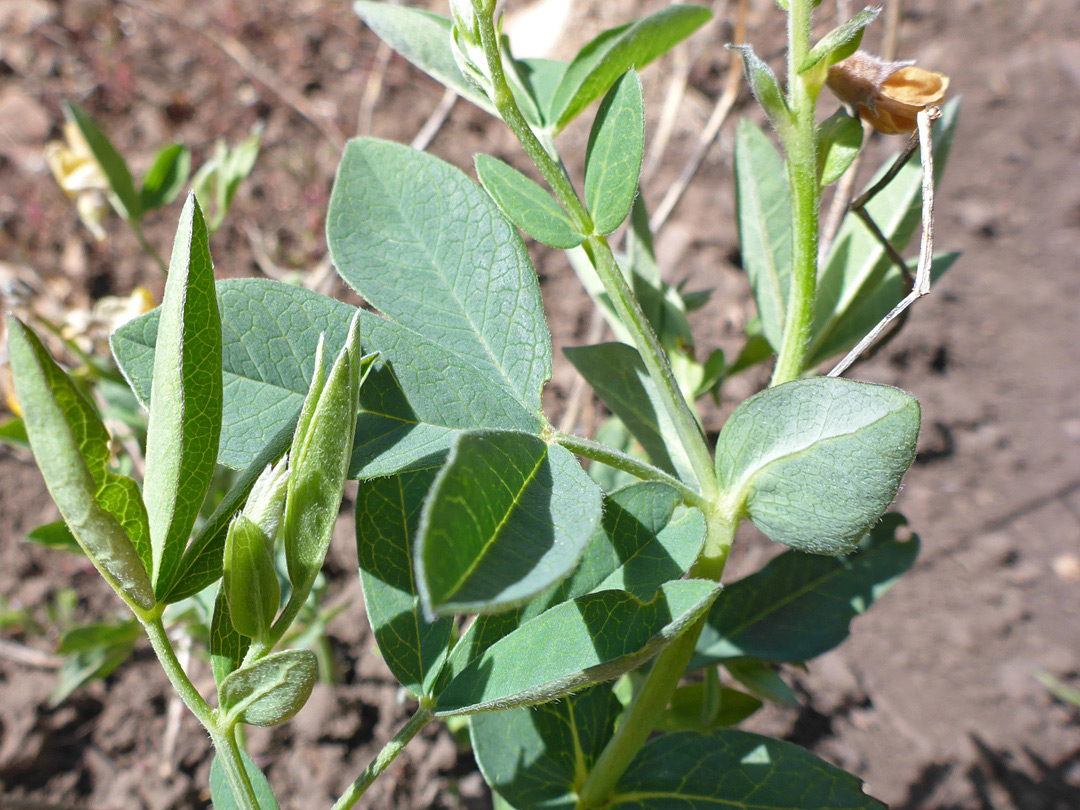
left=6, top=1, right=959, bottom=808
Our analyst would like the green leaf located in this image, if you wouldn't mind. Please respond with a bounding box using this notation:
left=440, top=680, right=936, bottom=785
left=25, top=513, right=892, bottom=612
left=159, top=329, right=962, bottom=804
left=210, top=748, right=279, bottom=810
left=584, top=70, right=644, bottom=235
left=564, top=342, right=698, bottom=483
left=436, top=580, right=719, bottom=715
left=818, top=108, right=864, bottom=186
left=471, top=683, right=621, bottom=810
left=506, top=57, right=568, bottom=128
left=50, top=619, right=140, bottom=706
left=475, top=154, right=584, bottom=249
left=725, top=658, right=799, bottom=706
left=9, top=319, right=154, bottom=610
left=111, top=279, right=543, bottom=480
left=353, top=1, right=495, bottom=115
left=810, top=99, right=959, bottom=356
left=142, top=194, right=222, bottom=597
left=549, top=5, right=711, bottom=131
left=416, top=430, right=603, bottom=617
left=734, top=118, right=792, bottom=352
left=25, top=521, right=82, bottom=554
left=799, top=7, right=879, bottom=75
left=139, top=143, right=191, bottom=212
left=807, top=252, right=959, bottom=368
left=219, top=649, right=317, bottom=727
left=660, top=679, right=763, bottom=731
left=612, top=729, right=885, bottom=808
left=0, top=416, right=29, bottom=449
left=715, top=377, right=920, bottom=555
left=693, top=513, right=919, bottom=667
left=328, top=138, right=551, bottom=415
left=729, top=45, right=792, bottom=130
left=727, top=320, right=774, bottom=376
left=211, top=586, right=251, bottom=686
left=63, top=102, right=141, bottom=221
left=356, top=468, right=454, bottom=697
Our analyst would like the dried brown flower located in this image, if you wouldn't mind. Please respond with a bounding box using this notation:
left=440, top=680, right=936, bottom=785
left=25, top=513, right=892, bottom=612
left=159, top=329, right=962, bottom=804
left=826, top=51, right=949, bottom=135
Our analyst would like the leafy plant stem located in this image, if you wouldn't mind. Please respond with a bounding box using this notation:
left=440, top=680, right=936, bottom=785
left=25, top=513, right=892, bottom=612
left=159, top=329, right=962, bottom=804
left=471, top=3, right=717, bottom=499
left=552, top=430, right=707, bottom=509
left=574, top=514, right=736, bottom=808
left=130, top=219, right=169, bottom=275
left=769, top=0, right=820, bottom=387
left=331, top=705, right=434, bottom=810
left=143, top=617, right=262, bottom=810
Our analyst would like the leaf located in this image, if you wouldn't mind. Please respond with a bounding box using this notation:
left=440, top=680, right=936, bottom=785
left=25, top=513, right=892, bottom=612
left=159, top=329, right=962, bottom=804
left=735, top=118, right=792, bottom=352
left=211, top=586, right=250, bottom=686
left=818, top=108, right=864, bottom=186
left=142, top=194, right=222, bottom=597
left=219, top=649, right=317, bottom=727
left=0, top=416, right=29, bottom=449
left=63, top=102, right=141, bottom=221
left=139, top=143, right=191, bottom=212
left=210, top=748, right=280, bottom=810
left=729, top=45, right=792, bottom=130
left=353, top=1, right=496, bottom=115
left=564, top=342, right=698, bottom=483
left=25, top=521, right=82, bottom=554
left=714, top=377, right=920, bottom=555
left=506, top=57, right=568, bottom=128
left=50, top=620, right=140, bottom=706
left=584, top=70, right=644, bottom=235
left=356, top=467, right=454, bottom=697
left=435, top=579, right=720, bottom=715
left=475, top=154, right=584, bottom=249
left=659, top=680, right=763, bottom=731
left=111, top=279, right=543, bottom=480
left=799, top=7, right=880, bottom=74
left=471, top=683, right=621, bottom=810
left=328, top=138, right=551, bottom=415
left=9, top=319, right=154, bottom=610
left=807, top=252, right=958, bottom=368
left=810, top=99, right=959, bottom=356
left=548, top=5, right=711, bottom=131
left=724, top=658, right=798, bottom=706
left=692, top=513, right=919, bottom=667
left=416, top=430, right=603, bottom=617
left=612, top=729, right=885, bottom=809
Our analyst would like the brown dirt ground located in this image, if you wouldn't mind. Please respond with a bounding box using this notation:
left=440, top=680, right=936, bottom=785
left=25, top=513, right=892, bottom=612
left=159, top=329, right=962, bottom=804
left=1, top=0, right=1079, bottom=808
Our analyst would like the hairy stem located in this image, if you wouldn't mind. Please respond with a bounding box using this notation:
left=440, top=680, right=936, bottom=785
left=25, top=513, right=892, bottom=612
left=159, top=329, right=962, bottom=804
left=331, top=706, right=434, bottom=810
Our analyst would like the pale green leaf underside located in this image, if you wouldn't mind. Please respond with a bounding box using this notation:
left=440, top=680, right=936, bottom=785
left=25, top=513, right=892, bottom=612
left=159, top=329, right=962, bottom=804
left=715, top=377, right=919, bottom=555
left=356, top=467, right=454, bottom=697
left=584, top=70, right=644, bottom=235
left=112, top=279, right=543, bottom=480
left=475, top=154, right=584, bottom=249
left=416, top=430, right=603, bottom=617
left=210, top=749, right=279, bottom=810
left=218, top=649, right=316, bottom=727
left=435, top=579, right=719, bottom=715
left=613, top=729, right=885, bottom=809
left=692, top=513, right=919, bottom=667
left=735, top=118, right=792, bottom=353
left=328, top=138, right=551, bottom=415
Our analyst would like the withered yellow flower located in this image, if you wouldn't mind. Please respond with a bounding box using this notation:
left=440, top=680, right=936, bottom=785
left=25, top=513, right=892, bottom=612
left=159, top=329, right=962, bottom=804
left=826, top=51, right=949, bottom=135
left=45, top=122, right=111, bottom=240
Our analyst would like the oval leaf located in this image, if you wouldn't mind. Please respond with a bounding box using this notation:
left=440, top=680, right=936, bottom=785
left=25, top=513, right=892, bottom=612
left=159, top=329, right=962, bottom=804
left=435, top=579, right=720, bottom=715
left=818, top=108, right=864, bottom=186
left=729, top=45, right=792, bottom=129
left=584, top=69, right=644, bottom=235
left=799, top=7, right=880, bottom=75
left=715, top=377, right=920, bottom=554
left=549, top=6, right=711, bottom=131
left=416, top=430, right=603, bottom=618
left=613, top=729, right=885, bottom=809
left=142, top=194, right=222, bottom=596
left=328, top=138, right=551, bottom=415
left=211, top=587, right=250, bottom=687
left=218, top=649, right=317, bottom=727
left=63, top=102, right=141, bottom=221
left=692, top=513, right=919, bottom=667
left=475, top=154, right=585, bottom=249
left=139, top=143, right=191, bottom=212
left=210, top=748, right=279, bottom=810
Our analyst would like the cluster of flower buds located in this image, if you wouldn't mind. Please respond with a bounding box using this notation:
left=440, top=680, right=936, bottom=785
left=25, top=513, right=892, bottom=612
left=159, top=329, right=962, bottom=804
left=449, top=0, right=496, bottom=101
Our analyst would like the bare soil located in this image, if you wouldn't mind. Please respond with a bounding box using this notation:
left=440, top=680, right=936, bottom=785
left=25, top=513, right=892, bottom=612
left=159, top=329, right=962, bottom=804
left=1, top=0, right=1079, bottom=808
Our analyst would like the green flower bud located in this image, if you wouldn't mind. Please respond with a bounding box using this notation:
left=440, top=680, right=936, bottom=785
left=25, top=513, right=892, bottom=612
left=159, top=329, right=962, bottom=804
left=223, top=513, right=280, bottom=641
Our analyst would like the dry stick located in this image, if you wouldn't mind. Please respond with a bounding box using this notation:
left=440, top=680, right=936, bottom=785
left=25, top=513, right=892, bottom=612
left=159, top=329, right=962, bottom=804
left=357, top=41, right=393, bottom=136
left=0, top=638, right=61, bottom=669
left=410, top=88, right=459, bottom=151
left=556, top=306, right=607, bottom=434
left=649, top=0, right=748, bottom=234
left=117, top=0, right=346, bottom=151
left=828, top=106, right=936, bottom=377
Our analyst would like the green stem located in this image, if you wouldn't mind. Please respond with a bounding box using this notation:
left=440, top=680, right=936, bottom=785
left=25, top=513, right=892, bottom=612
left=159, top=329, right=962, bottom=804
left=243, top=585, right=308, bottom=665
left=130, top=219, right=169, bottom=275
left=769, top=0, right=820, bottom=387
left=331, top=706, right=434, bottom=810
left=552, top=430, right=706, bottom=510
left=574, top=510, right=736, bottom=808
left=471, top=6, right=717, bottom=500
left=142, top=617, right=262, bottom=810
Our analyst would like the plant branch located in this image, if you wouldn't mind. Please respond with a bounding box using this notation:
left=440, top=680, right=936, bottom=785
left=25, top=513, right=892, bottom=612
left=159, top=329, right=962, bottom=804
left=130, top=219, right=169, bottom=274
left=331, top=706, right=434, bottom=810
